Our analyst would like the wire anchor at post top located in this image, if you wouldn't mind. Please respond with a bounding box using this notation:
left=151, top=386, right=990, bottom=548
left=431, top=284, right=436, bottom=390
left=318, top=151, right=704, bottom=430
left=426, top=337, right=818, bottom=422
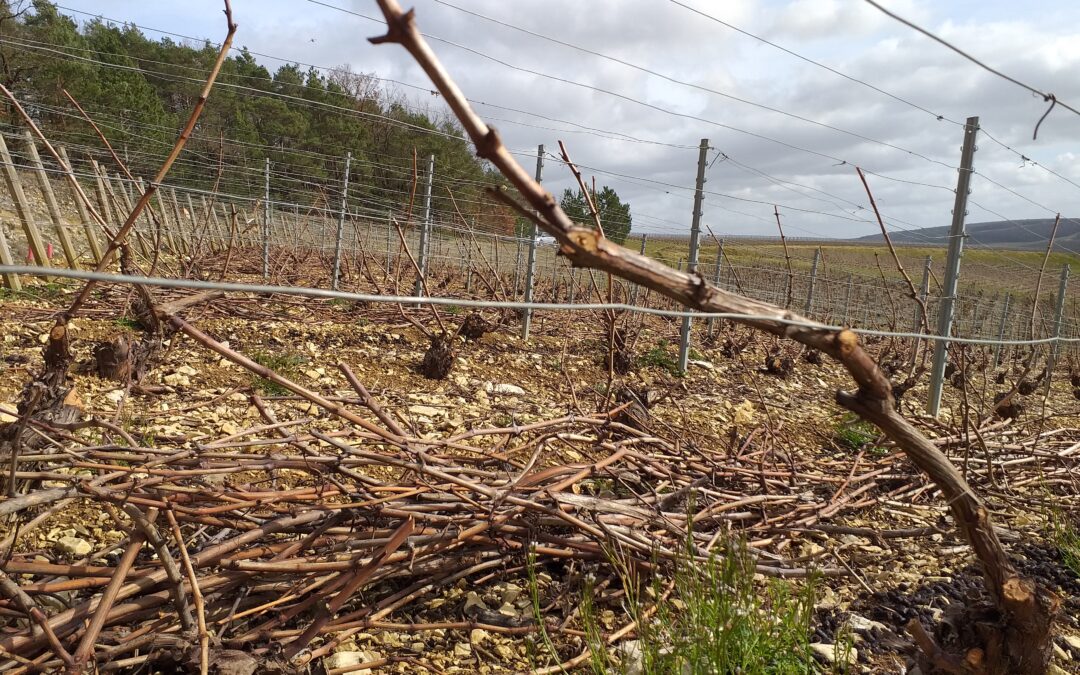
left=1034, top=94, right=1057, bottom=140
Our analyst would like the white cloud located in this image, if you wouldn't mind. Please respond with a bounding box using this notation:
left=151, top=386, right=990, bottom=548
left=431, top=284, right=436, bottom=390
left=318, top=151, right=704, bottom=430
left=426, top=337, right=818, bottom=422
left=768, top=0, right=902, bottom=41
left=54, top=0, right=1080, bottom=239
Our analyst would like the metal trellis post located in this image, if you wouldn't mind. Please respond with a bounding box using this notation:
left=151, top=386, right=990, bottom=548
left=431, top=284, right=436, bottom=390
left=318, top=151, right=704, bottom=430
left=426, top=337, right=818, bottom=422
left=522, top=144, right=544, bottom=340
left=928, top=116, right=978, bottom=417
left=842, top=274, right=853, bottom=324
left=513, top=239, right=522, bottom=298
left=629, top=233, right=647, bottom=305
left=910, top=255, right=932, bottom=364
left=707, top=239, right=724, bottom=337
left=678, top=138, right=709, bottom=373
left=263, top=157, right=270, bottom=279
left=466, top=240, right=474, bottom=294
left=804, top=246, right=821, bottom=316
left=412, top=154, right=435, bottom=301
left=993, top=292, right=1011, bottom=368
left=914, top=256, right=931, bottom=333
left=1044, top=265, right=1070, bottom=393
left=385, top=211, right=393, bottom=274
left=331, top=152, right=352, bottom=290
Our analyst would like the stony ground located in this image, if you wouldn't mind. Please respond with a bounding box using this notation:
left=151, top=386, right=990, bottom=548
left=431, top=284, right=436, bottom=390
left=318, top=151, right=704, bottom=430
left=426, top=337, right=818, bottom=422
left=2, top=278, right=1079, bottom=674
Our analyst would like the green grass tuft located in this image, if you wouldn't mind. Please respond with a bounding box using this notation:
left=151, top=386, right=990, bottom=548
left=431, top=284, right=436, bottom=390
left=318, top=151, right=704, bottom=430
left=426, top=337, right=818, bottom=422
left=639, top=340, right=682, bottom=376
left=250, top=350, right=308, bottom=396
left=580, top=534, right=828, bottom=675
left=659, top=539, right=818, bottom=674
left=1050, top=510, right=1080, bottom=577
left=113, top=317, right=142, bottom=330
left=833, top=415, right=879, bottom=452
left=0, top=282, right=67, bottom=301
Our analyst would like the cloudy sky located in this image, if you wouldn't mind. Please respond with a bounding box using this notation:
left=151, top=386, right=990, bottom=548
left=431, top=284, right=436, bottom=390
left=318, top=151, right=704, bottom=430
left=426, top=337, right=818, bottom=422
left=53, top=0, right=1080, bottom=239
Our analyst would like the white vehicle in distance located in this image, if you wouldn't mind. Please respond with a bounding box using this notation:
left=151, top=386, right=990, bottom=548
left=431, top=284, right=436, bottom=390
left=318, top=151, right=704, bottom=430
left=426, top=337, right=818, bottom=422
left=536, top=234, right=557, bottom=246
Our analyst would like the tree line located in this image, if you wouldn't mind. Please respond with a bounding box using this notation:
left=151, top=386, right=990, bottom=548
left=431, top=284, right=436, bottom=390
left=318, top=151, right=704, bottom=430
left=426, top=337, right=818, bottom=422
left=0, top=1, right=631, bottom=241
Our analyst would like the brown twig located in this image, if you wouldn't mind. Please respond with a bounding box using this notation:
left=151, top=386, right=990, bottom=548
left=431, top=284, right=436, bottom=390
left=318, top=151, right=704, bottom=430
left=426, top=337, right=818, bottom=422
left=165, top=508, right=206, bottom=675
left=1030, top=213, right=1061, bottom=342
left=68, top=526, right=148, bottom=671
left=773, top=205, right=794, bottom=308
left=0, top=569, right=75, bottom=669
left=856, top=167, right=929, bottom=366
left=556, top=141, right=619, bottom=408
left=993, top=213, right=1063, bottom=420
left=368, top=5, right=1060, bottom=670
left=62, top=0, right=236, bottom=321
left=703, top=223, right=744, bottom=293
left=121, top=505, right=195, bottom=632
left=219, top=204, right=239, bottom=280
left=61, top=89, right=171, bottom=263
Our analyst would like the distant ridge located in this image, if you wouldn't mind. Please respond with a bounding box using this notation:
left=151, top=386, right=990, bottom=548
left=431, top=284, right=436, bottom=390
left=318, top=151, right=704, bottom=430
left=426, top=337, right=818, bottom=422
left=855, top=218, right=1080, bottom=249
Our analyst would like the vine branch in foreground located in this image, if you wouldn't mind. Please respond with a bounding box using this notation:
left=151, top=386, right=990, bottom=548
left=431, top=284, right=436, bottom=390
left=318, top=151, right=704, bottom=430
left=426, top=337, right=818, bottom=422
left=60, top=1, right=236, bottom=321
left=370, top=2, right=1059, bottom=672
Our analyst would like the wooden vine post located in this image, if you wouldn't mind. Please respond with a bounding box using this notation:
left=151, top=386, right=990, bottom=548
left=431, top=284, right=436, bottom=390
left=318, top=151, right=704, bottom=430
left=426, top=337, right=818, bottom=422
left=0, top=132, right=51, bottom=272
left=22, top=130, right=80, bottom=269
left=57, top=146, right=104, bottom=264
left=0, top=207, right=19, bottom=290
left=90, top=160, right=115, bottom=228
left=369, top=2, right=1060, bottom=672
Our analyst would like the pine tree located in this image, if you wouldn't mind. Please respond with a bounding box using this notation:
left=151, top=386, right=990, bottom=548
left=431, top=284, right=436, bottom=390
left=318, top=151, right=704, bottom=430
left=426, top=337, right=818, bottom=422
left=559, top=186, right=632, bottom=245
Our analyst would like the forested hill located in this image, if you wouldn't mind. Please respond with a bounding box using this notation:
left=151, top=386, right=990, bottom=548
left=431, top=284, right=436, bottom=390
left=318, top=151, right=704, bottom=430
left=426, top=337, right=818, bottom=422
left=854, top=217, right=1080, bottom=249
left=0, top=1, right=517, bottom=232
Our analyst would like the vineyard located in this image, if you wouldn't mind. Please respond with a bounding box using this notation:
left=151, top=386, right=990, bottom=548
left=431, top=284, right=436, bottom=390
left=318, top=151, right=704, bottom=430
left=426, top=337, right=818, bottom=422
left=1, top=1, right=1080, bottom=675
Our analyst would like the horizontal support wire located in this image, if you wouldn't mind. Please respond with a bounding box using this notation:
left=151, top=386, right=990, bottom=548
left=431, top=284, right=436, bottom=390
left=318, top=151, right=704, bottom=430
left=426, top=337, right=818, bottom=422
left=2, top=266, right=1076, bottom=348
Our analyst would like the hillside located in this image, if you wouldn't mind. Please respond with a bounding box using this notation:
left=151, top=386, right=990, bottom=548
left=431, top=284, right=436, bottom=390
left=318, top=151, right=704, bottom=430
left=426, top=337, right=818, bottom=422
left=855, top=217, right=1080, bottom=249
left=0, top=2, right=518, bottom=232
